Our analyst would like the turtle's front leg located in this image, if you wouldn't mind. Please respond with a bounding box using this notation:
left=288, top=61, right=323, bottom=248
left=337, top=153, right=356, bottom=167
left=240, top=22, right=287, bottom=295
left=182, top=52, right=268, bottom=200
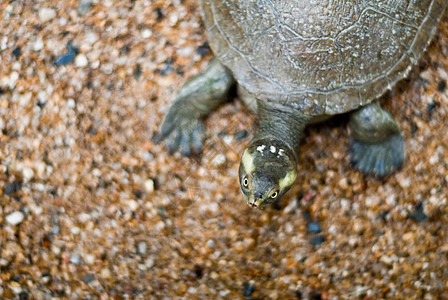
left=154, top=59, right=234, bottom=156
left=349, top=101, right=405, bottom=177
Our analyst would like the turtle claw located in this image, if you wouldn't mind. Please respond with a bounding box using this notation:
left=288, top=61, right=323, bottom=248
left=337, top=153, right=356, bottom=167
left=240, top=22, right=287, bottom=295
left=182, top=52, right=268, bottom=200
left=350, top=133, right=404, bottom=178
left=155, top=102, right=205, bottom=156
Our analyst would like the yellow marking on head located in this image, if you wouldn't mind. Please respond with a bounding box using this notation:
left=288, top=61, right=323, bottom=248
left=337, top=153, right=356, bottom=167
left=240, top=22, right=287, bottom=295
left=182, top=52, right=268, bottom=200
left=279, top=169, right=297, bottom=190
left=241, top=149, right=255, bottom=174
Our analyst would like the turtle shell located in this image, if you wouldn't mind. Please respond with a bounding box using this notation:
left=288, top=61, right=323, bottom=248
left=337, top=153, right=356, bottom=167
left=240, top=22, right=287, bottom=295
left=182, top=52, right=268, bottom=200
left=199, top=0, right=447, bottom=115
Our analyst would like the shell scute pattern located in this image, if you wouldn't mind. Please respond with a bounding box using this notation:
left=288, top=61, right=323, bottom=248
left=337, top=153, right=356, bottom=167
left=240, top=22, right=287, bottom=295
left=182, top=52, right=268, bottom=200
left=200, top=0, right=447, bottom=115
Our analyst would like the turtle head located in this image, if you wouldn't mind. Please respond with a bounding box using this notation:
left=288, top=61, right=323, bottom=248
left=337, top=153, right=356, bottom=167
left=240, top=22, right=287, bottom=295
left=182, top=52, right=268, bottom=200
left=239, top=139, right=297, bottom=209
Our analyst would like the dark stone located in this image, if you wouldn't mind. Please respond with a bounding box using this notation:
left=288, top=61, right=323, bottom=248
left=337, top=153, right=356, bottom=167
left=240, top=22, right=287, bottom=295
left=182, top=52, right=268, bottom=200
left=409, top=202, right=428, bottom=223
left=120, top=44, right=131, bottom=54
left=133, top=189, right=143, bottom=199
left=427, top=102, right=439, bottom=115
left=193, top=264, right=203, bottom=279
left=37, top=101, right=46, bottom=108
left=306, top=221, right=322, bottom=234
left=218, top=130, right=227, bottom=137
left=438, top=80, right=446, bottom=92
left=411, top=122, right=418, bottom=135
left=54, top=51, right=76, bottom=66
left=12, top=46, right=21, bottom=59
left=310, top=291, right=322, bottom=300
left=133, top=64, right=142, bottom=79
left=154, top=7, right=164, bottom=21
left=235, top=130, right=248, bottom=140
left=310, top=235, right=326, bottom=246
left=197, top=42, right=211, bottom=56
left=86, top=125, right=97, bottom=135
left=83, top=273, right=95, bottom=283
left=4, top=181, right=22, bottom=195
left=243, top=282, right=255, bottom=297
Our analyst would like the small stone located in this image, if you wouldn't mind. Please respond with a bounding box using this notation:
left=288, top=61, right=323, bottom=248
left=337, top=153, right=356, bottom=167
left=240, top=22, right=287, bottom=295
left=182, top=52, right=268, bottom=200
left=211, top=154, right=226, bottom=167
left=235, top=130, right=248, bottom=140
left=33, top=39, right=44, bottom=51
left=70, top=255, right=81, bottom=264
left=338, top=177, right=349, bottom=189
left=177, top=46, right=194, bottom=57
left=144, top=179, right=154, bottom=193
left=77, top=0, right=92, bottom=16
left=141, top=28, right=152, bottom=38
left=75, top=54, right=88, bottom=67
left=100, top=268, right=111, bottom=279
left=3, top=181, right=22, bottom=195
left=54, top=52, right=76, bottom=66
left=409, top=202, right=428, bottom=223
left=402, top=232, right=415, bottom=241
left=243, top=281, right=255, bottom=297
left=137, top=241, right=147, bottom=255
left=380, top=255, right=394, bottom=265
left=126, top=199, right=139, bottom=211
left=145, top=258, right=155, bottom=269
left=6, top=211, right=25, bottom=225
left=59, top=17, right=67, bottom=26
left=8, top=281, right=22, bottom=295
left=304, top=253, right=318, bottom=267
left=306, top=221, right=322, bottom=234
left=84, top=32, right=99, bottom=45
left=83, top=274, right=95, bottom=283
left=310, top=235, right=326, bottom=246
left=39, top=8, right=56, bottom=23
left=70, top=226, right=81, bottom=235
left=12, top=47, right=21, bottom=59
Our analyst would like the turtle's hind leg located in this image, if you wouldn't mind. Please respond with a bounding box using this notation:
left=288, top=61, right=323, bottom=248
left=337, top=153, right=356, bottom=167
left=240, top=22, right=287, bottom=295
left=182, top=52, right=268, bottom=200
left=348, top=101, right=405, bottom=177
left=154, top=59, right=234, bottom=156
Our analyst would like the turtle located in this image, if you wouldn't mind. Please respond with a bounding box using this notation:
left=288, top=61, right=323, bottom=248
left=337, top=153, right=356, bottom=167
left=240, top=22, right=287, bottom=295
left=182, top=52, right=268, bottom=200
left=155, top=0, right=447, bottom=209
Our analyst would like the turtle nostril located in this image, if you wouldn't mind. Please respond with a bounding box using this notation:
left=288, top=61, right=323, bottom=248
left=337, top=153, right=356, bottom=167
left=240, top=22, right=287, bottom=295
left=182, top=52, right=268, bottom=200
left=248, top=197, right=262, bottom=208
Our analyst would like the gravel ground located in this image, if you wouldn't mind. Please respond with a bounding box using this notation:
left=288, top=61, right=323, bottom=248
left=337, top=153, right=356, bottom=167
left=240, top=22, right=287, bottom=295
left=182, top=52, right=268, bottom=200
left=0, top=1, right=447, bottom=299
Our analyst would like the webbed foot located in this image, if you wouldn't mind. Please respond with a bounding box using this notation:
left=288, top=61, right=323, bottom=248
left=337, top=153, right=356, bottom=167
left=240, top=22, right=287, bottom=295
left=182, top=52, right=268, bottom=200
left=349, top=101, right=404, bottom=177
left=350, top=133, right=404, bottom=177
left=154, top=59, right=234, bottom=156
left=153, top=103, right=204, bottom=156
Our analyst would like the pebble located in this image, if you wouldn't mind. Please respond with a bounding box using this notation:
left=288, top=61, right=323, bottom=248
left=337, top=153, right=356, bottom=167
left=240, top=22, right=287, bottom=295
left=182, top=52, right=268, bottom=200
left=235, top=130, right=248, bottom=140
left=211, top=154, right=226, bottom=167
left=54, top=52, right=76, bottom=66
left=141, top=28, right=153, bottom=39
left=243, top=281, right=255, bottom=297
left=306, top=221, right=322, bottom=234
left=75, top=54, right=89, bottom=67
left=33, top=39, right=44, bottom=51
left=5, top=211, right=25, bottom=225
left=409, top=202, right=428, bottom=223
left=310, top=235, right=326, bottom=246
left=38, top=8, right=56, bottom=23
left=84, top=32, right=99, bottom=45
left=338, top=177, right=349, bottom=189
left=144, top=179, right=155, bottom=193
left=137, top=241, right=147, bottom=255
left=77, top=0, right=92, bottom=16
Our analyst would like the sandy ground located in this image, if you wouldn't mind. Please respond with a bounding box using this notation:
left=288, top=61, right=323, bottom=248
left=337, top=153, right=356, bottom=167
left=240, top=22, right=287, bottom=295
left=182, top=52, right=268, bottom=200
left=1, top=1, right=447, bottom=299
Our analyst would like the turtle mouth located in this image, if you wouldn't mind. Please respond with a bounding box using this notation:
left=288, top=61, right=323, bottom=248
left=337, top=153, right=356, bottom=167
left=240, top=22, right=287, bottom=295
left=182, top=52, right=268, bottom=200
left=247, top=197, right=263, bottom=209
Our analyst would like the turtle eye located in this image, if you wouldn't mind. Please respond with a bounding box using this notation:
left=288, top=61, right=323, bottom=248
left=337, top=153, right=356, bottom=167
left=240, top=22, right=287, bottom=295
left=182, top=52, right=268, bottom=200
left=242, top=177, right=249, bottom=188
left=270, top=191, right=278, bottom=199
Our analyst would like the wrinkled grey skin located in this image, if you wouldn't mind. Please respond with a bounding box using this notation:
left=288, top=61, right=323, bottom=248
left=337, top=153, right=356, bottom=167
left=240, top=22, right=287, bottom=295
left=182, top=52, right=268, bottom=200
left=156, top=60, right=404, bottom=208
